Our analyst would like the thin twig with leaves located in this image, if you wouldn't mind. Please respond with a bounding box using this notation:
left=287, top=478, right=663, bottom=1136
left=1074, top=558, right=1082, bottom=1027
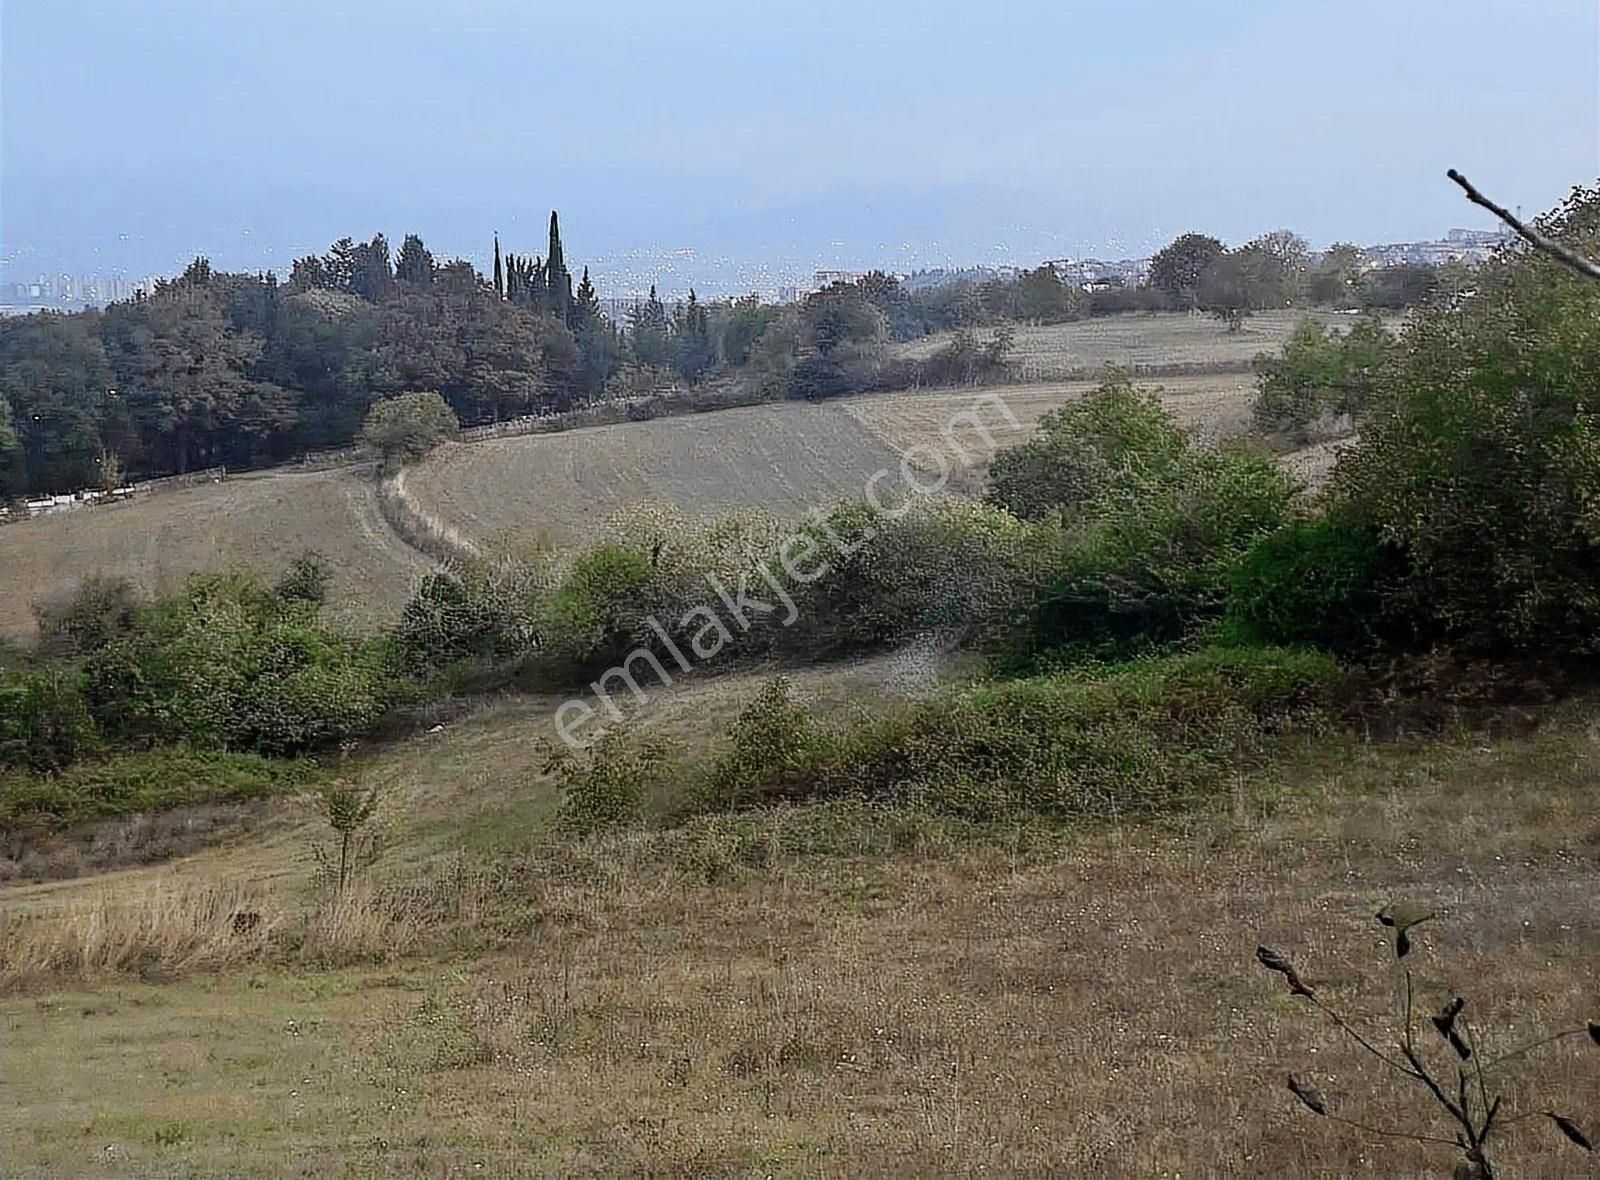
left=1257, top=905, right=1598, bottom=1178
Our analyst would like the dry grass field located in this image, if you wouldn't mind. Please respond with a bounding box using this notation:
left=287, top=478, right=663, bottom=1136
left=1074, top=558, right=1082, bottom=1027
left=0, top=466, right=431, bottom=641
left=893, top=309, right=1393, bottom=380
left=402, top=402, right=911, bottom=557
left=3, top=679, right=1597, bottom=1178
left=404, top=373, right=1273, bottom=557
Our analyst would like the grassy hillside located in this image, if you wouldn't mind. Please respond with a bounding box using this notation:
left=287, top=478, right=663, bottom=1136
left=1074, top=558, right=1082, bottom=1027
left=0, top=310, right=1375, bottom=643
left=3, top=683, right=1595, bottom=1177
left=403, top=402, right=911, bottom=556
left=894, top=309, right=1392, bottom=380
left=0, top=466, right=431, bottom=641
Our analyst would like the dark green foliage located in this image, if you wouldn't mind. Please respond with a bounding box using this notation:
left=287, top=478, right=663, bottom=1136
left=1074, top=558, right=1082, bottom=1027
left=274, top=552, right=331, bottom=606
left=1149, top=233, right=1226, bottom=309
left=0, top=747, right=318, bottom=829
left=984, top=378, right=1293, bottom=656
left=695, top=677, right=835, bottom=812
left=0, top=665, right=99, bottom=773
left=359, top=391, right=459, bottom=466
left=1224, top=518, right=1398, bottom=654
left=1031, top=449, right=1294, bottom=655
left=539, top=546, right=660, bottom=671
left=553, top=734, right=669, bottom=834
left=393, top=565, right=540, bottom=675
left=1334, top=182, right=1600, bottom=656
left=81, top=572, right=396, bottom=756
left=783, top=502, right=1049, bottom=657
left=0, top=223, right=613, bottom=496
left=986, top=377, right=1188, bottom=520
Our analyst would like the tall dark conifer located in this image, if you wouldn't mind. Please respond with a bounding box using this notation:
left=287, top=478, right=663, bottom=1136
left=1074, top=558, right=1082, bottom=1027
left=493, top=235, right=504, bottom=299
left=546, top=211, right=571, bottom=319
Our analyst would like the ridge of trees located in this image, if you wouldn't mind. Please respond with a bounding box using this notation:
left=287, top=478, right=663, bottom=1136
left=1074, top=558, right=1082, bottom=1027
left=1, top=215, right=1454, bottom=498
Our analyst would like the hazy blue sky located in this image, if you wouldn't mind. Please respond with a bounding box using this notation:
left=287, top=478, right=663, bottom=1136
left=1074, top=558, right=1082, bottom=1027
left=3, top=0, right=1597, bottom=294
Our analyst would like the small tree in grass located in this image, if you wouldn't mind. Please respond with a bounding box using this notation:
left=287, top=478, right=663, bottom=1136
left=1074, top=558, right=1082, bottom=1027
left=359, top=391, right=459, bottom=469
left=315, top=780, right=381, bottom=892
left=1256, top=906, right=1598, bottom=1177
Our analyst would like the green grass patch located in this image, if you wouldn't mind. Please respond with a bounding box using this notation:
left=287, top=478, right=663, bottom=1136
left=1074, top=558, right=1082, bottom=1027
left=682, top=646, right=1342, bottom=824
left=0, top=746, right=321, bottom=830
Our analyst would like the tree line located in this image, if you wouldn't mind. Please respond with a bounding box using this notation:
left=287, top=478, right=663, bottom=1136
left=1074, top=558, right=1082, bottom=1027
left=0, top=215, right=1452, bottom=498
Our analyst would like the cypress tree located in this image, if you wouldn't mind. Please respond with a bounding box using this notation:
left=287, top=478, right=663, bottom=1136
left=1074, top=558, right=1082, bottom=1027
left=546, top=211, right=571, bottom=318
left=493, top=235, right=504, bottom=299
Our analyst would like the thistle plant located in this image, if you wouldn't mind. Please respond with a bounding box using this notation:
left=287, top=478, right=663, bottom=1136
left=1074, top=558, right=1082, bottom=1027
left=1256, top=905, right=1598, bottom=1178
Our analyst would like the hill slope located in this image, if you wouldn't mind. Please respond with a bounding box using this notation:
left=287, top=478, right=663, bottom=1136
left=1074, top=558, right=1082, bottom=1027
left=0, top=466, right=431, bottom=640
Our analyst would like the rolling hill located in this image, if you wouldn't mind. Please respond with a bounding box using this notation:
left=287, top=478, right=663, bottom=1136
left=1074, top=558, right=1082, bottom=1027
left=0, top=313, right=1359, bottom=642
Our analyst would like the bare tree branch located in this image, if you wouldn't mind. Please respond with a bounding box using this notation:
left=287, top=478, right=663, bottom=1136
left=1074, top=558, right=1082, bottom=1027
left=1447, top=169, right=1600, bottom=283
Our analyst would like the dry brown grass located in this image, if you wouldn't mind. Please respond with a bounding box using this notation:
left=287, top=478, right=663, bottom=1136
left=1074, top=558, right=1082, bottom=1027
left=403, top=401, right=910, bottom=557
left=892, top=310, right=1396, bottom=380
left=3, top=701, right=1598, bottom=1177
left=0, top=465, right=431, bottom=641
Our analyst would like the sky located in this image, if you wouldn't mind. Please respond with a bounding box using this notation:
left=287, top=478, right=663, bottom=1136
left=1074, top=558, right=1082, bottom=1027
left=2, top=0, right=1598, bottom=296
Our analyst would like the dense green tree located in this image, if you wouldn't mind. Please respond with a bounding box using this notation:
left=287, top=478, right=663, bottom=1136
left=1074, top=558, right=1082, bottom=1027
left=1308, top=243, right=1364, bottom=307
left=628, top=286, right=671, bottom=369
left=1149, top=233, right=1225, bottom=309
left=546, top=211, right=571, bottom=319
left=359, top=390, right=459, bottom=466
left=1334, top=182, right=1600, bottom=654
left=671, top=290, right=716, bottom=384
left=395, top=234, right=435, bottom=286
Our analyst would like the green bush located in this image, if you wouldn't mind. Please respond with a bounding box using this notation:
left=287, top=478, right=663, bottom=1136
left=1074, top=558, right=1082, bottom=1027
left=1, top=747, right=319, bottom=829
left=82, top=572, right=397, bottom=756
left=1252, top=317, right=1394, bottom=441
left=539, top=545, right=661, bottom=672
left=553, top=734, right=670, bottom=834
left=359, top=390, right=460, bottom=467
left=274, top=552, right=332, bottom=606
left=1032, top=448, right=1295, bottom=655
left=1333, top=183, right=1600, bottom=656
left=695, top=677, right=835, bottom=812
left=32, top=575, right=140, bottom=657
left=986, top=376, right=1186, bottom=521
left=394, top=563, right=542, bottom=675
left=1224, top=517, right=1399, bottom=653
left=0, top=665, right=99, bottom=773
left=783, top=501, right=1051, bottom=657
left=682, top=647, right=1340, bottom=824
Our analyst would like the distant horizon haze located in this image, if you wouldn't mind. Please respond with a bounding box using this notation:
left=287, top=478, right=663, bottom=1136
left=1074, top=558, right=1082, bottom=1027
left=3, top=0, right=1596, bottom=296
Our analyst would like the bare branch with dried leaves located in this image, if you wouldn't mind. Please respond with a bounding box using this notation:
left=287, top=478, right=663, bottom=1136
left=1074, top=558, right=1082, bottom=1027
left=1448, top=169, right=1600, bottom=283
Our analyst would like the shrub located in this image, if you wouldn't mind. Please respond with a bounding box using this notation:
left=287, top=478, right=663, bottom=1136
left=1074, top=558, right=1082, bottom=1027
left=0, top=665, right=99, bottom=773
left=274, top=552, right=332, bottom=606
left=553, top=734, right=670, bottom=834
left=1334, top=183, right=1600, bottom=656
left=683, top=647, right=1340, bottom=824
left=1031, top=449, right=1295, bottom=655
left=538, top=545, right=661, bottom=672
left=394, top=562, right=543, bottom=675
left=986, top=376, right=1187, bottom=521
left=785, top=500, right=1052, bottom=657
left=32, top=575, right=140, bottom=657
left=0, top=747, right=318, bottom=829
left=1224, top=516, right=1399, bottom=653
left=359, top=390, right=459, bottom=467
left=81, top=572, right=397, bottom=756
left=1252, top=317, right=1394, bottom=442
left=695, top=677, right=834, bottom=811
